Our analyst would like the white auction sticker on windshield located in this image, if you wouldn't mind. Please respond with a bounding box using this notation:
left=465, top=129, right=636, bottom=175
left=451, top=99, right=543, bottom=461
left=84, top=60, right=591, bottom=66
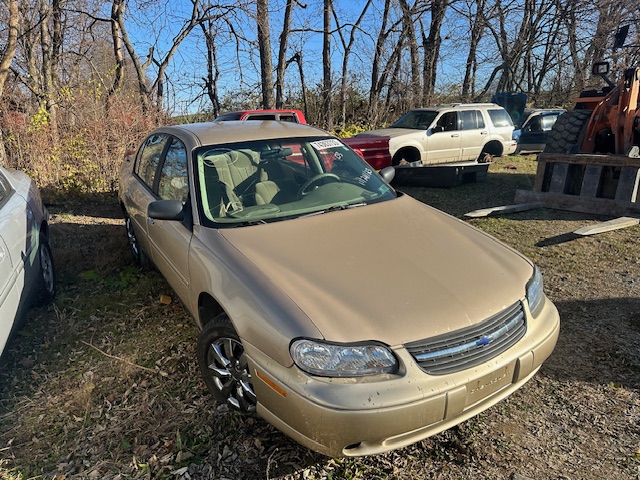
left=310, top=139, right=343, bottom=150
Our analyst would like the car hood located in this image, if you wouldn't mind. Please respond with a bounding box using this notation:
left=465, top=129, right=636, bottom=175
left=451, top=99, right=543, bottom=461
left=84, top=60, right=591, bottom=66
left=357, top=128, right=423, bottom=139
left=219, top=195, right=533, bottom=346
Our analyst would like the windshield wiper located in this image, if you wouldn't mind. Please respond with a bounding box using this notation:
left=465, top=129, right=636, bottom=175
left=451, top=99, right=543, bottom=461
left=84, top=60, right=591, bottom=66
left=299, top=202, right=367, bottom=218
left=228, top=219, right=268, bottom=227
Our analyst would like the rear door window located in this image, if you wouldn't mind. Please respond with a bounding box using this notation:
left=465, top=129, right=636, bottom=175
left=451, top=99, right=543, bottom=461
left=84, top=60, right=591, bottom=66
left=459, top=110, right=485, bottom=130
left=487, top=109, right=514, bottom=127
left=0, top=172, right=10, bottom=206
left=157, top=138, right=189, bottom=202
left=135, top=134, right=169, bottom=189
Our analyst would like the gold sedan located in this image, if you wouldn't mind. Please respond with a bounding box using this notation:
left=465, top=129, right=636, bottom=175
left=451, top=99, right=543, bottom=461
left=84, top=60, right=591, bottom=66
left=118, top=121, right=559, bottom=457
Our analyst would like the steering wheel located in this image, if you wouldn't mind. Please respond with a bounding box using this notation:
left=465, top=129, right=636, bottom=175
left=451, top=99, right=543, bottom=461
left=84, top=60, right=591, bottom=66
left=298, top=173, right=341, bottom=197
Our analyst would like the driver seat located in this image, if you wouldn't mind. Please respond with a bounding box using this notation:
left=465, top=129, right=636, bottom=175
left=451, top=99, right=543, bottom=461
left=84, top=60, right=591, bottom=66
left=255, top=169, right=297, bottom=205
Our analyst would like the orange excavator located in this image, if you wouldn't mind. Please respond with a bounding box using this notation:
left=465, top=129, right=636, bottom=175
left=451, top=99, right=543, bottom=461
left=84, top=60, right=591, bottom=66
left=515, top=26, right=640, bottom=216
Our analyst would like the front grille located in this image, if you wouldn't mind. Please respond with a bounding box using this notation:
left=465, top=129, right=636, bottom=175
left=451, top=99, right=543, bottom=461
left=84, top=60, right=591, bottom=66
left=405, top=301, right=526, bottom=375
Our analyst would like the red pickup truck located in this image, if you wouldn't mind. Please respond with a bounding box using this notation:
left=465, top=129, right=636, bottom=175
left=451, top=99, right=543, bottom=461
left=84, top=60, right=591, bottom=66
left=342, top=136, right=393, bottom=170
left=213, top=109, right=307, bottom=124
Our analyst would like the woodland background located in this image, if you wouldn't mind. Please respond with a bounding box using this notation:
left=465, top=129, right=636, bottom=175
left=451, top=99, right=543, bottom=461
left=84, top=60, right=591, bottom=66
left=0, top=0, right=638, bottom=194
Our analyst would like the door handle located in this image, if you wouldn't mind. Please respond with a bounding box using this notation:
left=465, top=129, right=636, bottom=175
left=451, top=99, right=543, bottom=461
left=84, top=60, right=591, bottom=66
left=451, top=134, right=459, bottom=138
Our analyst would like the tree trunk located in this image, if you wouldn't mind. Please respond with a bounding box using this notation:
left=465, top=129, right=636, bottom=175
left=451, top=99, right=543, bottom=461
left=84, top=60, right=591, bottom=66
left=322, top=0, right=332, bottom=130
left=332, top=0, right=371, bottom=126
left=422, top=0, right=448, bottom=105
left=109, top=0, right=125, bottom=96
left=257, top=0, right=275, bottom=108
left=398, top=0, right=421, bottom=108
left=200, top=21, right=221, bottom=116
left=0, top=0, right=18, bottom=166
left=461, top=0, right=486, bottom=100
left=276, top=0, right=295, bottom=108
left=369, top=0, right=392, bottom=123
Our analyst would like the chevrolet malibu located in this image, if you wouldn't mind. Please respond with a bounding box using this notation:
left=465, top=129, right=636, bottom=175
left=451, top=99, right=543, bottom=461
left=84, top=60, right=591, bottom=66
left=118, top=121, right=559, bottom=457
left=0, top=166, right=56, bottom=356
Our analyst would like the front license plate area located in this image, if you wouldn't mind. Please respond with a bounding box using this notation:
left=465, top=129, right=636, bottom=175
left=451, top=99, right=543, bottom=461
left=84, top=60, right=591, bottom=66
left=466, top=361, right=515, bottom=406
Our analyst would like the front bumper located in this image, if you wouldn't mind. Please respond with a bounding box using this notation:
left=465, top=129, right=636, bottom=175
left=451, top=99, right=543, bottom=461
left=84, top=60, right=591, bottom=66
left=503, top=140, right=518, bottom=155
left=245, top=296, right=560, bottom=457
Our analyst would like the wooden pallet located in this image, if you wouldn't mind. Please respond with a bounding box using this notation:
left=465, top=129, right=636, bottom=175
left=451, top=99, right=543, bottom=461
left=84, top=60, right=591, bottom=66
left=514, top=152, right=640, bottom=216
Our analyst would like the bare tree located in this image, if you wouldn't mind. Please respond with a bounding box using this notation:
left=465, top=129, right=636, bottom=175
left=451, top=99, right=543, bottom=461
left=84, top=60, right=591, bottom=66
left=0, top=0, right=19, bottom=165
left=459, top=0, right=487, bottom=100
left=0, top=0, right=19, bottom=100
left=256, top=0, right=275, bottom=108
left=398, top=0, right=421, bottom=106
left=199, top=18, right=222, bottom=116
left=421, top=0, right=448, bottom=105
left=110, top=0, right=153, bottom=111
left=332, top=0, right=372, bottom=126
left=322, top=0, right=332, bottom=129
left=275, top=0, right=297, bottom=108
left=109, top=0, right=125, bottom=96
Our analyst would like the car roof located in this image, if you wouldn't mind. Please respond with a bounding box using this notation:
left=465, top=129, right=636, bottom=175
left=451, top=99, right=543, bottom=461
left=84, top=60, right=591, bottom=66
left=520, top=108, right=565, bottom=125
left=153, top=121, right=329, bottom=148
left=222, top=109, right=303, bottom=115
left=523, top=108, right=565, bottom=116
left=409, top=103, right=505, bottom=112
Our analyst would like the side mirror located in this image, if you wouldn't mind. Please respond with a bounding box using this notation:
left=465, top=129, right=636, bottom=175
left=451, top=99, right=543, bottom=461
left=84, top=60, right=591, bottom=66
left=148, top=200, right=185, bottom=221
left=592, top=62, right=610, bottom=75
left=379, top=166, right=396, bottom=183
left=431, top=125, right=444, bottom=134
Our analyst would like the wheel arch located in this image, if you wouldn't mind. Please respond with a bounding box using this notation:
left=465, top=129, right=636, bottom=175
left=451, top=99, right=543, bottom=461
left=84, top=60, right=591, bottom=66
left=481, top=140, right=504, bottom=157
left=197, top=292, right=225, bottom=329
left=392, top=146, right=421, bottom=165
left=39, top=219, right=50, bottom=241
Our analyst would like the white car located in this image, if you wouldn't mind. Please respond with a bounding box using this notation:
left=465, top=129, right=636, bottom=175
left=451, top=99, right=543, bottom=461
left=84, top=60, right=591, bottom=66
left=352, top=103, right=517, bottom=165
left=0, top=166, right=55, bottom=356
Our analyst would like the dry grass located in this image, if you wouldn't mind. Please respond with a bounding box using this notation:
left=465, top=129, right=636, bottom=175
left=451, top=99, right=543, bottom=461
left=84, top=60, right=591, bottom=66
left=0, top=157, right=639, bottom=479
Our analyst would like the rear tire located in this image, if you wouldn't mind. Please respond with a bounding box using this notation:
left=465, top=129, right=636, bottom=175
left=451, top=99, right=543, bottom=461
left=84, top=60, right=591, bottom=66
left=392, top=148, right=420, bottom=166
left=33, top=234, right=56, bottom=307
left=124, top=213, right=150, bottom=267
left=543, top=109, right=592, bottom=154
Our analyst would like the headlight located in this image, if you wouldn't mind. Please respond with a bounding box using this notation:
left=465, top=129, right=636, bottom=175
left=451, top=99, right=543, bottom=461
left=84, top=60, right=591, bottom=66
left=526, top=266, right=544, bottom=316
left=290, top=339, right=398, bottom=377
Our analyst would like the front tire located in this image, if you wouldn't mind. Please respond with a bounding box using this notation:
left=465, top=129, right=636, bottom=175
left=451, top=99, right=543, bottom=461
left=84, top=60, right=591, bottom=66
left=197, top=314, right=257, bottom=413
left=543, top=109, right=592, bottom=154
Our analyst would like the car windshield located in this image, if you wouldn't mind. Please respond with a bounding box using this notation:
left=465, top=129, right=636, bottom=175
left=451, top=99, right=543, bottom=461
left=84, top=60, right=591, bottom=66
left=194, top=136, right=396, bottom=226
left=391, top=110, right=438, bottom=130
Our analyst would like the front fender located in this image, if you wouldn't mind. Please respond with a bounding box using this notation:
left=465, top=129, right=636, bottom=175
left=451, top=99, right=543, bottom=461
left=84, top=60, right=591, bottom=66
left=387, top=136, right=426, bottom=160
left=187, top=226, right=323, bottom=367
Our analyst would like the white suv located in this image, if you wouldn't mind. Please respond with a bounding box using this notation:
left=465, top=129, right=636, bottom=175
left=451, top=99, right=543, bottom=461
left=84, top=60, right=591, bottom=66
left=355, top=103, right=517, bottom=165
